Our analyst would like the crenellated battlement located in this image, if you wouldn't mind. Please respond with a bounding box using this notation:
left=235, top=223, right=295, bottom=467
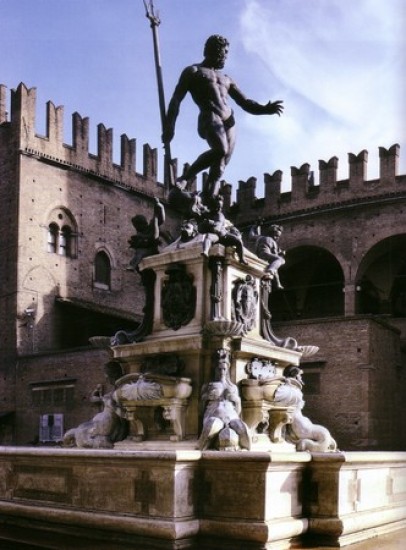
left=0, top=82, right=171, bottom=200
left=232, top=143, right=404, bottom=224
left=1, top=82, right=403, bottom=216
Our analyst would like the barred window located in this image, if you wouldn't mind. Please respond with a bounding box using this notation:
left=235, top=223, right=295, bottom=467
left=39, top=414, right=64, bottom=442
left=31, top=382, right=76, bottom=408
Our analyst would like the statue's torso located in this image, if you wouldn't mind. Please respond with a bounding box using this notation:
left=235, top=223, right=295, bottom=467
left=188, top=65, right=233, bottom=122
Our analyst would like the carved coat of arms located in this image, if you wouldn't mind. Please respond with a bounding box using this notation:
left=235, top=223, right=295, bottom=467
left=231, top=275, right=258, bottom=334
left=246, top=358, right=277, bottom=380
left=161, top=264, right=196, bottom=330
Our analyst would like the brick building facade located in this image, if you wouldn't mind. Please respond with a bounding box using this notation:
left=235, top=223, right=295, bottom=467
left=0, top=82, right=180, bottom=444
left=231, top=144, right=406, bottom=450
left=0, top=81, right=405, bottom=450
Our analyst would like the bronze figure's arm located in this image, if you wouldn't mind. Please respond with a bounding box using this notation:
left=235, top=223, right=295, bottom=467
left=229, top=80, right=284, bottom=116
left=162, top=67, right=194, bottom=144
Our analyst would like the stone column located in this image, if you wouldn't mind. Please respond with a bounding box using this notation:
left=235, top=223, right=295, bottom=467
left=344, top=283, right=357, bottom=316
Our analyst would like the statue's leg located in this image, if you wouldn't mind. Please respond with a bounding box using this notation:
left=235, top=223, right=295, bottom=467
left=266, top=258, right=285, bottom=289
left=181, top=149, right=216, bottom=182
left=181, top=123, right=235, bottom=203
left=229, top=419, right=251, bottom=450
left=202, top=235, right=212, bottom=258
left=202, top=125, right=234, bottom=201
left=222, top=235, right=248, bottom=265
left=198, top=417, right=224, bottom=450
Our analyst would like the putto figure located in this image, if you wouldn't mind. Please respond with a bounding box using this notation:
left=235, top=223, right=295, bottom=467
left=199, top=195, right=247, bottom=264
left=251, top=223, right=286, bottom=289
left=163, top=34, right=283, bottom=205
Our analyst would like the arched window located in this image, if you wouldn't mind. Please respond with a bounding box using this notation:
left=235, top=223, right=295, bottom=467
left=94, top=251, right=111, bottom=289
left=59, top=226, right=72, bottom=257
left=46, top=208, right=77, bottom=258
left=47, top=223, right=59, bottom=254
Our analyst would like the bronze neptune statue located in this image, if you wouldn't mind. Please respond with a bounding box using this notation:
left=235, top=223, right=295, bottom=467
left=163, top=35, right=283, bottom=209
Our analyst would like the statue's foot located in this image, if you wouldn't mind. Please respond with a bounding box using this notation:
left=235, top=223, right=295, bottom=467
left=175, top=177, right=188, bottom=190
left=192, top=198, right=210, bottom=216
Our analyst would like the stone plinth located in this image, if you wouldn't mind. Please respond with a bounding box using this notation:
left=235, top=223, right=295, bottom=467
left=0, top=447, right=405, bottom=549
left=0, top=446, right=201, bottom=550
left=305, top=451, right=406, bottom=547
left=0, top=446, right=310, bottom=550
left=198, top=451, right=310, bottom=549
left=138, top=243, right=266, bottom=341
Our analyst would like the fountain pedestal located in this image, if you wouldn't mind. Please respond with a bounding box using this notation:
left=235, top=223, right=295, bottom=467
left=112, top=242, right=302, bottom=451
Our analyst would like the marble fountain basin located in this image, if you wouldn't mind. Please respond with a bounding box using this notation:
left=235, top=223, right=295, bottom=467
left=115, top=372, right=193, bottom=401
left=240, top=377, right=285, bottom=402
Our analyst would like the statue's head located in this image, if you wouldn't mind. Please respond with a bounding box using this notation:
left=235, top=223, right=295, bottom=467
left=283, top=365, right=303, bottom=384
left=268, top=224, right=283, bottom=239
left=131, top=214, right=148, bottom=232
left=180, top=219, right=198, bottom=241
left=104, top=360, right=124, bottom=384
left=204, top=35, right=229, bottom=69
left=210, top=193, right=224, bottom=213
left=214, top=348, right=231, bottom=380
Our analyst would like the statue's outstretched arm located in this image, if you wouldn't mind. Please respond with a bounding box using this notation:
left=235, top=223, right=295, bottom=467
left=151, top=198, right=165, bottom=240
left=153, top=198, right=165, bottom=225
left=229, top=81, right=284, bottom=116
left=162, top=67, right=192, bottom=143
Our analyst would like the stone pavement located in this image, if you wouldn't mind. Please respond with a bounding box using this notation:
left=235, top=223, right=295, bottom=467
left=300, top=528, right=405, bottom=550
left=1, top=529, right=405, bottom=549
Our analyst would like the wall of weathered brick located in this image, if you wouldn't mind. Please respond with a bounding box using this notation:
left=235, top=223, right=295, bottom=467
left=0, top=83, right=180, bottom=355
left=274, top=316, right=406, bottom=450
left=16, top=153, right=147, bottom=353
left=0, top=82, right=181, bottom=435
left=15, top=347, right=111, bottom=445
left=0, top=86, right=19, bottom=419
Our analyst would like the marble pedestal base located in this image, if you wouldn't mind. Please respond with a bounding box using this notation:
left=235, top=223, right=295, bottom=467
left=0, top=447, right=405, bottom=549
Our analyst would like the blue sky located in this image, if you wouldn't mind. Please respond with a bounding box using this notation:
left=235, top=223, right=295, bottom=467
left=1, top=0, right=404, bottom=194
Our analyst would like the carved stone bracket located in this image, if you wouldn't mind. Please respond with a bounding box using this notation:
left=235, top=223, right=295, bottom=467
left=124, top=398, right=190, bottom=442
left=241, top=400, right=272, bottom=434
left=268, top=406, right=295, bottom=443
left=241, top=400, right=294, bottom=443
left=114, top=372, right=193, bottom=443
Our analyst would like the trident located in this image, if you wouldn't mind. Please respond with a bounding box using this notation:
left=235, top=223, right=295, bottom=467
left=143, top=0, right=175, bottom=187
